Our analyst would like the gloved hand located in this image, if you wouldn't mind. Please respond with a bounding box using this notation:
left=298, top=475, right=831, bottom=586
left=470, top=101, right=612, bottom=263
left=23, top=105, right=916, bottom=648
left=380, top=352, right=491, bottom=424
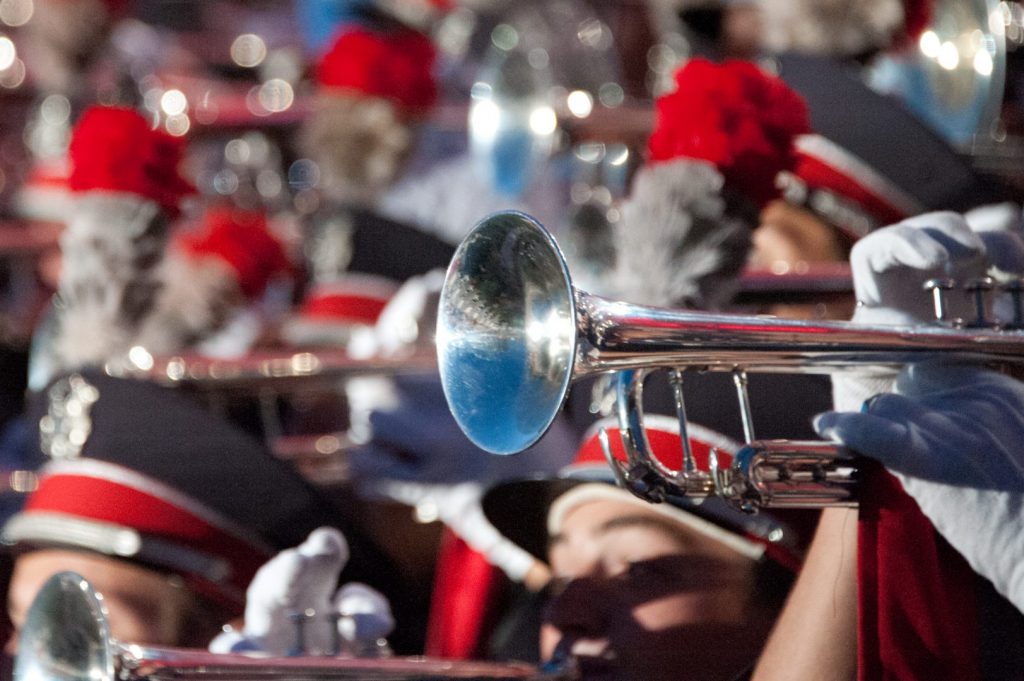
left=965, top=202, right=1024, bottom=323
left=850, top=211, right=988, bottom=324
left=209, top=527, right=350, bottom=656
left=833, top=212, right=988, bottom=411
left=333, top=582, right=395, bottom=655
left=347, top=268, right=445, bottom=360
left=814, top=362, right=1024, bottom=613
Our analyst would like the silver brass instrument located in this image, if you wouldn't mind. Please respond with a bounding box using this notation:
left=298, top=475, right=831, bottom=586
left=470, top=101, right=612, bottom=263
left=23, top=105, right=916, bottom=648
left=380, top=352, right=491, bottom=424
left=436, top=211, right=1024, bottom=510
left=102, top=349, right=437, bottom=485
left=15, top=572, right=568, bottom=681
left=104, top=348, right=437, bottom=394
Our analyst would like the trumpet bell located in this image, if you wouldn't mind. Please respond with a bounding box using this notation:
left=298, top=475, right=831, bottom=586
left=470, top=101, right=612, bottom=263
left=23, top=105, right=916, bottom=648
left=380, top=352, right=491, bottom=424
left=437, top=211, right=577, bottom=455
left=15, top=571, right=114, bottom=681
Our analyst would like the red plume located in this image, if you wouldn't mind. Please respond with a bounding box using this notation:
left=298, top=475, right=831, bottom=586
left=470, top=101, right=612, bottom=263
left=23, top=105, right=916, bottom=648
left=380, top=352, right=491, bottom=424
left=647, top=59, right=811, bottom=208
left=316, top=26, right=438, bottom=113
left=177, top=206, right=293, bottom=300
left=68, top=106, right=194, bottom=218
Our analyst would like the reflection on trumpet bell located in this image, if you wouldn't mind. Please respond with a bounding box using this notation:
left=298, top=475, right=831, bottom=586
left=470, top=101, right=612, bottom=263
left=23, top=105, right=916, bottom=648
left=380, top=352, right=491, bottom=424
left=437, top=211, right=1024, bottom=510
left=15, top=572, right=569, bottom=681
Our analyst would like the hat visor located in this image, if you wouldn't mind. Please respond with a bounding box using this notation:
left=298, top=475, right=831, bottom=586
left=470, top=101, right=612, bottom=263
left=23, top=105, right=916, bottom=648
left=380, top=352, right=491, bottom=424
left=483, top=468, right=792, bottom=568
left=481, top=477, right=581, bottom=564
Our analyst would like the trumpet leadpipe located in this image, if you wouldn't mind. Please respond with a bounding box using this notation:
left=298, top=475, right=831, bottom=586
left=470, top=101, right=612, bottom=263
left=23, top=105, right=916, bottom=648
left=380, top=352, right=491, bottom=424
left=104, top=348, right=438, bottom=393
left=573, top=290, right=1024, bottom=376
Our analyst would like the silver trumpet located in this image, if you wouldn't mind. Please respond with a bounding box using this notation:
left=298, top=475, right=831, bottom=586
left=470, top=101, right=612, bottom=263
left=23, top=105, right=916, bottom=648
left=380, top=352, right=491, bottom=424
left=104, top=348, right=437, bottom=394
left=436, top=211, right=1024, bottom=511
left=15, top=572, right=569, bottom=681
left=102, top=349, right=438, bottom=485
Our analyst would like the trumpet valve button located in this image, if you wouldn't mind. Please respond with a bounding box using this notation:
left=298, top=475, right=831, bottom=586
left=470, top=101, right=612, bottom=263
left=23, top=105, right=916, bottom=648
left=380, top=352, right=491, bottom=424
left=923, top=278, right=956, bottom=322
left=1002, top=278, right=1024, bottom=329
left=964, top=276, right=996, bottom=328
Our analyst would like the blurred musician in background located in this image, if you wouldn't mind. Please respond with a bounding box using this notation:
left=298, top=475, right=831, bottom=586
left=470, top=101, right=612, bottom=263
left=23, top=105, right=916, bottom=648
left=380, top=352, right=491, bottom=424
left=560, top=54, right=835, bottom=451
left=1, top=369, right=411, bottom=654
left=282, top=15, right=456, bottom=351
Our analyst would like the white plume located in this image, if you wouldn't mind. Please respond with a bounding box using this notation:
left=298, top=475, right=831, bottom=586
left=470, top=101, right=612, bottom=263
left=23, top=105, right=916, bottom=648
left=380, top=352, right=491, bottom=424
left=20, top=0, right=112, bottom=95
left=610, top=159, right=751, bottom=310
left=133, top=250, right=241, bottom=356
left=758, top=0, right=905, bottom=59
left=51, top=193, right=168, bottom=371
left=378, top=155, right=531, bottom=246
left=299, top=96, right=412, bottom=208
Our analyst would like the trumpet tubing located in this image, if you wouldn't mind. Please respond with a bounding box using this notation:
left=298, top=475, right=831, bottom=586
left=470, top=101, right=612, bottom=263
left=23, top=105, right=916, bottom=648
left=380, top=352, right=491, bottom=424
left=437, top=211, right=1024, bottom=509
left=572, top=290, right=1024, bottom=374
left=105, top=348, right=437, bottom=394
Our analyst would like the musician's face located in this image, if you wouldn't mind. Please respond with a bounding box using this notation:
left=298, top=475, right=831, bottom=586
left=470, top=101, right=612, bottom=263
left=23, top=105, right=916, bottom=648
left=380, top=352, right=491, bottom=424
left=5, top=549, right=224, bottom=654
left=751, top=199, right=856, bottom=321
left=541, top=498, right=763, bottom=681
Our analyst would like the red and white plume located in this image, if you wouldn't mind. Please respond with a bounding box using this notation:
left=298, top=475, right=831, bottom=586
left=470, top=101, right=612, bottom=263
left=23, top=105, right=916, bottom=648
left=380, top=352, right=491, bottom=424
left=134, top=205, right=293, bottom=356
left=50, top=105, right=193, bottom=372
left=609, top=58, right=810, bottom=310
left=298, top=25, right=438, bottom=207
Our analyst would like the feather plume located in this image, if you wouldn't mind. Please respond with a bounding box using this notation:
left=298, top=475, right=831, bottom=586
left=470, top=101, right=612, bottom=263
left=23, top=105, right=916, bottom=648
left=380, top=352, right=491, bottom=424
left=610, top=159, right=751, bottom=310
left=648, top=59, right=810, bottom=208
left=51, top=193, right=168, bottom=370
left=758, top=0, right=905, bottom=59
left=298, top=96, right=412, bottom=208
left=379, top=155, right=530, bottom=246
left=316, top=26, right=437, bottom=113
left=132, top=252, right=240, bottom=356
left=69, top=106, right=193, bottom=218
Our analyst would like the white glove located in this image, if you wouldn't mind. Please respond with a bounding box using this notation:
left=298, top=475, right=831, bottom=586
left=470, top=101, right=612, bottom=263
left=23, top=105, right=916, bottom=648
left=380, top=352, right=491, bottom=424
left=833, top=212, right=988, bottom=411
left=964, top=201, right=1023, bottom=236
left=815, top=362, right=1024, bottom=614
left=232, top=527, right=350, bottom=656
left=850, top=211, right=987, bottom=324
left=333, top=582, right=395, bottom=654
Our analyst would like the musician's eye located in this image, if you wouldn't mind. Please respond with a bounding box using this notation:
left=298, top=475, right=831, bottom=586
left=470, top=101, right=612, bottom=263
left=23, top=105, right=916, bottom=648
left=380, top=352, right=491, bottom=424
left=623, top=555, right=682, bottom=584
